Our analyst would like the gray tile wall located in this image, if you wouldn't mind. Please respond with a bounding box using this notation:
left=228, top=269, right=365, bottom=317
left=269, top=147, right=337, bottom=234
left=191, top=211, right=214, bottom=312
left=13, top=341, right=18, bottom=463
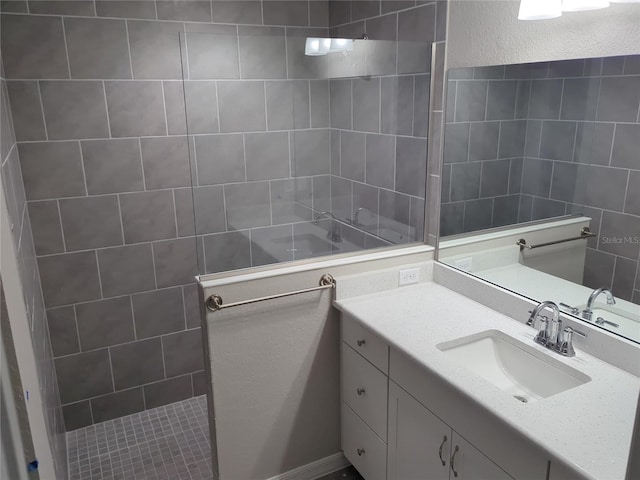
left=325, top=1, right=445, bottom=248
left=0, top=54, right=67, bottom=476
left=0, top=0, right=335, bottom=430
left=442, top=56, right=640, bottom=304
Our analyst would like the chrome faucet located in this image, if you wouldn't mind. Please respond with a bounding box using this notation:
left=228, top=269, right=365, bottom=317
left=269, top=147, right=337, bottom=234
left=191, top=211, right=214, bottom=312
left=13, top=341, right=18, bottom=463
left=582, top=288, right=615, bottom=321
left=314, top=211, right=341, bottom=243
left=527, top=300, right=586, bottom=357
left=527, top=301, right=561, bottom=347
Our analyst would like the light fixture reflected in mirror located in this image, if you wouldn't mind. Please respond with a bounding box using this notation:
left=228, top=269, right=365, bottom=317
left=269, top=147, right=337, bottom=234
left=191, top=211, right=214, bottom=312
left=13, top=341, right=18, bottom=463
left=518, top=0, right=563, bottom=20
left=304, top=35, right=365, bottom=56
left=562, top=0, right=610, bottom=11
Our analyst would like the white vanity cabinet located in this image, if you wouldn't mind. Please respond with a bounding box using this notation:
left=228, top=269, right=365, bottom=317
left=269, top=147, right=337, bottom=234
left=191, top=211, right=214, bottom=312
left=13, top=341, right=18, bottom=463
left=341, top=314, right=547, bottom=480
left=388, top=380, right=513, bottom=480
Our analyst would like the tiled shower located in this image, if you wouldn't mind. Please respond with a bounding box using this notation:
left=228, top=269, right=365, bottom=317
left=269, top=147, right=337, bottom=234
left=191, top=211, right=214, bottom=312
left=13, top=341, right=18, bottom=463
left=0, top=0, right=440, bottom=436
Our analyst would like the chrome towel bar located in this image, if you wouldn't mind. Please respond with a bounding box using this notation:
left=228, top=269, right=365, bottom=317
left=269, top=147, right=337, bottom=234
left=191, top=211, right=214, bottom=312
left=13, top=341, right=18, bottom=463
left=206, top=273, right=336, bottom=312
left=516, top=227, right=596, bottom=251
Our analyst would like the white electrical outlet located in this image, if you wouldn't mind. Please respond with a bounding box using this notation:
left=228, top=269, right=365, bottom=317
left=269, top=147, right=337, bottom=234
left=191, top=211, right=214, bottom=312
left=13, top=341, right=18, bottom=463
left=399, top=268, right=420, bottom=286
left=454, top=257, right=473, bottom=272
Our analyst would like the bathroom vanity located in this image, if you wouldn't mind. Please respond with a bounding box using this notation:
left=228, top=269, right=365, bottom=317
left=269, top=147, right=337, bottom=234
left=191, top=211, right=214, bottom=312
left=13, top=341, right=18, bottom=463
left=335, top=282, right=640, bottom=480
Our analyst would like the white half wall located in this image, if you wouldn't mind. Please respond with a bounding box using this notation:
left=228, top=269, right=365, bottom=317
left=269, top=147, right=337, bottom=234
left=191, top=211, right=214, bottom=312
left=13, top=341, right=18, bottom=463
left=447, top=1, right=640, bottom=68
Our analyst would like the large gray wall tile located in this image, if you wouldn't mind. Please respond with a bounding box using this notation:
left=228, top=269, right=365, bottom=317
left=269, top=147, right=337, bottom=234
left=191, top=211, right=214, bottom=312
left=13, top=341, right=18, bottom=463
left=539, top=121, right=577, bottom=162
left=486, top=80, right=517, bottom=121
left=612, top=257, right=637, bottom=301
left=195, top=134, right=245, bottom=185
left=218, top=81, right=266, bottom=132
left=528, top=79, right=563, bottom=119
left=47, top=306, right=80, bottom=357
left=413, top=74, right=430, bottom=137
left=119, top=191, right=177, bottom=243
left=132, top=287, right=185, bottom=338
left=39, top=252, right=102, bottom=307
left=397, top=3, right=434, bottom=74
left=97, top=244, right=156, bottom=297
left=95, top=1, right=157, bottom=19
left=263, top=1, right=309, bottom=26
left=81, top=139, right=145, bottom=195
left=245, top=132, right=290, bottom=181
left=1, top=14, right=69, bottom=79
left=449, top=162, right=480, bottom=202
left=381, top=76, right=414, bottom=136
left=162, top=329, right=204, bottom=378
left=90, top=388, right=144, bottom=423
left=353, top=77, right=380, bottom=133
left=599, top=211, right=640, bottom=260
left=186, top=26, right=240, bottom=79
left=183, top=81, right=219, bottom=134
left=396, top=137, right=427, bottom=197
left=75, top=297, right=135, bottom=351
left=143, top=375, right=193, bottom=409
left=224, top=182, right=271, bottom=229
left=611, top=124, right=640, bottom=169
left=105, top=81, right=167, bottom=137
left=174, top=188, right=196, bottom=237
left=498, top=120, right=526, bottom=159
left=573, top=122, right=614, bottom=166
left=6, top=81, right=46, bottom=141
left=560, top=78, right=599, bottom=121
left=59, top=196, right=123, bottom=251
left=596, top=76, right=640, bottom=122
left=28, top=201, right=65, bottom=255
left=625, top=171, right=640, bottom=216
left=28, top=0, right=95, bottom=15
left=127, top=20, right=183, bottom=79
left=330, top=79, right=352, bottom=130
left=238, top=26, right=287, bottom=79
left=152, top=238, right=198, bottom=288
left=193, top=185, right=226, bottom=234
left=464, top=198, right=492, bottom=232
left=156, top=0, right=212, bottom=21
left=203, top=231, right=251, bottom=273
left=310, top=80, right=330, bottom=128
left=521, top=158, right=553, bottom=197
left=64, top=17, right=132, bottom=79
left=163, top=81, right=188, bottom=135
left=531, top=197, right=566, bottom=220
left=468, top=122, right=499, bottom=161
left=211, top=1, right=263, bottom=25
left=583, top=247, right=616, bottom=292
left=140, top=136, right=191, bottom=189
left=443, top=122, right=469, bottom=164
left=62, top=401, right=92, bottom=431
left=183, top=284, right=200, bottom=329
left=366, top=134, right=395, bottom=190
left=551, top=163, right=628, bottom=211
left=340, top=131, right=365, bottom=182
left=110, top=338, right=164, bottom=389
left=40, top=81, right=110, bottom=140
left=55, top=349, right=113, bottom=404
left=480, top=160, right=510, bottom=198
left=454, top=80, right=487, bottom=122
left=292, top=129, right=330, bottom=176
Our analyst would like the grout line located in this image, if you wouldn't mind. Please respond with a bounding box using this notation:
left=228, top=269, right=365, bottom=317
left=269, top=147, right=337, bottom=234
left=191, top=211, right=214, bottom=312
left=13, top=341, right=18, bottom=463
left=36, top=81, right=49, bottom=140
left=172, top=188, right=180, bottom=237
left=124, top=19, right=135, bottom=79
left=107, top=346, right=116, bottom=391
left=129, top=295, right=137, bottom=341
left=153, top=0, right=159, bottom=20
left=137, top=138, right=147, bottom=190
left=160, top=81, right=169, bottom=135
left=56, top=200, right=68, bottom=253
left=116, top=195, right=126, bottom=245
left=608, top=124, right=616, bottom=167
left=60, top=17, right=73, bottom=79
left=94, top=250, right=104, bottom=299
left=235, top=25, right=242, bottom=79
left=77, top=141, right=90, bottom=195
left=181, top=286, right=188, bottom=331
left=159, top=337, right=167, bottom=379
left=72, top=305, right=82, bottom=352
left=150, top=242, right=158, bottom=289
left=101, top=81, right=113, bottom=138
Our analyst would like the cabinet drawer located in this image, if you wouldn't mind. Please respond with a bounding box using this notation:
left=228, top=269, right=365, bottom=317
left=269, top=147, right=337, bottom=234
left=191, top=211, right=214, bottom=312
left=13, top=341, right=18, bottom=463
left=342, top=343, right=388, bottom=440
left=343, top=314, right=388, bottom=374
left=342, top=403, right=387, bottom=480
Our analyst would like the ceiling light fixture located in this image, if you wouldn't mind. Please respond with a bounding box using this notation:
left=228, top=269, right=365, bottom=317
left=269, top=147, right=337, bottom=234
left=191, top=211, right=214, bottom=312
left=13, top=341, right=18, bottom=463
left=518, top=0, right=563, bottom=20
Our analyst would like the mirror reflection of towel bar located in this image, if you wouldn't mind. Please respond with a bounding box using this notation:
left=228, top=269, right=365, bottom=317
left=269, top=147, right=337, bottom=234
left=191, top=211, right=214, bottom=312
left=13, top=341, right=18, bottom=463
left=517, top=227, right=596, bottom=251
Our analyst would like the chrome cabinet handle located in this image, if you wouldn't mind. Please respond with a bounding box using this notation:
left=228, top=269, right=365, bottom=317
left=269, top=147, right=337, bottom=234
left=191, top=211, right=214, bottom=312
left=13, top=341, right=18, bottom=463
left=356, top=387, right=365, bottom=396
left=438, top=435, right=448, bottom=466
left=450, top=445, right=460, bottom=478
left=357, top=448, right=365, bottom=456
left=356, top=338, right=366, bottom=347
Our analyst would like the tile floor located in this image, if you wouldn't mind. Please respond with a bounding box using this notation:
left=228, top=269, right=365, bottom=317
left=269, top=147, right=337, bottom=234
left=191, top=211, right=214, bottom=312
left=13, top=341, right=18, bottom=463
left=67, top=395, right=363, bottom=480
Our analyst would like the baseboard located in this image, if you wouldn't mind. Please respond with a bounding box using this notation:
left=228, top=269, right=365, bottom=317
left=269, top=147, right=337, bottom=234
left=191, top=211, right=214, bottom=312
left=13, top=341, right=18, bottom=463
left=265, top=453, right=350, bottom=480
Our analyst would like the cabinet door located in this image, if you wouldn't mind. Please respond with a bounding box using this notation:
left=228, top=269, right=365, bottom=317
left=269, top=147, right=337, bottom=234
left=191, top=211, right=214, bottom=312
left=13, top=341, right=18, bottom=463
left=449, top=433, right=513, bottom=480
left=388, top=381, right=451, bottom=480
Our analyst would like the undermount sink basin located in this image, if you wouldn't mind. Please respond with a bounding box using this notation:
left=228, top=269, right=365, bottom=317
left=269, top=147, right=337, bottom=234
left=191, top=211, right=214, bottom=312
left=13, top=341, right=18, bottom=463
left=436, top=330, right=590, bottom=403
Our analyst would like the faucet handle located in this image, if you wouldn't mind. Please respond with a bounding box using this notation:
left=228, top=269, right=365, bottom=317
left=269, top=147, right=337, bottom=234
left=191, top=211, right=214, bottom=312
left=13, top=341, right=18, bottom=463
left=557, top=327, right=577, bottom=357
left=533, top=317, right=549, bottom=346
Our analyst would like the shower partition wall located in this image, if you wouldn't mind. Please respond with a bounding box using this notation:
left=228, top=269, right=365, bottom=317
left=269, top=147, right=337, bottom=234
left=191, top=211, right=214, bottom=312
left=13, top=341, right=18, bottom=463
left=181, top=23, right=432, bottom=275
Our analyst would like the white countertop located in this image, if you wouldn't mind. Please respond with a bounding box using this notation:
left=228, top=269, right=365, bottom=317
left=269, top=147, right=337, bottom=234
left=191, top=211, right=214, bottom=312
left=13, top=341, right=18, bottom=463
left=335, top=282, right=640, bottom=480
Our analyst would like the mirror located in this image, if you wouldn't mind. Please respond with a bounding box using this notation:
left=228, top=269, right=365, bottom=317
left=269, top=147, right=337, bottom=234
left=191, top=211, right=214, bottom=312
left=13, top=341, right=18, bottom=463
left=438, top=55, right=640, bottom=344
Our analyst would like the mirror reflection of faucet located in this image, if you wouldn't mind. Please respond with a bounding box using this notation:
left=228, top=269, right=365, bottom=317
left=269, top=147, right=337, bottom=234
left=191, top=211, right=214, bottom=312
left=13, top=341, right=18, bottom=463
left=313, top=211, right=342, bottom=243
left=582, top=287, right=616, bottom=322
